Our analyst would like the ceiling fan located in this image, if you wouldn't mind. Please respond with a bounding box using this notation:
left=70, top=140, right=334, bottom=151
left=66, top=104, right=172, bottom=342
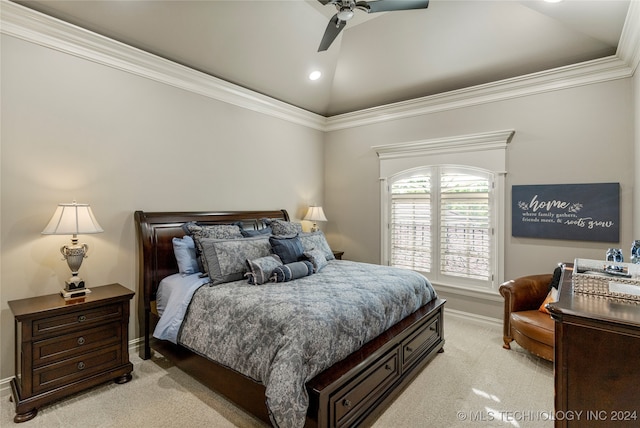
left=317, top=0, right=430, bottom=51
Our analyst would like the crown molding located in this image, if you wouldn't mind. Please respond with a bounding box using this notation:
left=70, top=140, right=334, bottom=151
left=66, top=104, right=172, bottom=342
left=326, top=55, right=633, bottom=131
left=327, top=1, right=640, bottom=131
left=1, top=0, right=638, bottom=133
left=0, top=1, right=328, bottom=131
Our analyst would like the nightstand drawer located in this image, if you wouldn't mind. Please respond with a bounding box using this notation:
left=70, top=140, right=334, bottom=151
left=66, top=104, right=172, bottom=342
left=33, top=323, right=122, bottom=367
left=32, top=304, right=123, bottom=337
left=32, top=344, right=122, bottom=394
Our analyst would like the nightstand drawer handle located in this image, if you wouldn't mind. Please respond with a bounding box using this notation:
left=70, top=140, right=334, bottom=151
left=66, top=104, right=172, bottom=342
left=342, top=399, right=352, bottom=408
left=78, top=315, right=87, bottom=322
left=77, top=337, right=85, bottom=345
left=406, top=346, right=413, bottom=353
left=77, top=361, right=85, bottom=370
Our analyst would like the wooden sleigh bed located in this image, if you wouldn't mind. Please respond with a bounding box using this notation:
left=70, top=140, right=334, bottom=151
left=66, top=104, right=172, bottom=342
left=135, top=209, right=445, bottom=427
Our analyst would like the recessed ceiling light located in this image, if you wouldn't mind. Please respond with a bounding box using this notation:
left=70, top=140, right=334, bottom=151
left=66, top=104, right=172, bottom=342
left=309, top=70, right=322, bottom=81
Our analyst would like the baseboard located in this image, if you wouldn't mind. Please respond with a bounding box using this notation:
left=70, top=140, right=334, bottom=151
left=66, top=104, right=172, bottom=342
left=444, top=308, right=501, bottom=328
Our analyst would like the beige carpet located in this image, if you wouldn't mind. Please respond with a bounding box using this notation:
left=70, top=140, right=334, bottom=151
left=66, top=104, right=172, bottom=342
left=1, top=314, right=553, bottom=427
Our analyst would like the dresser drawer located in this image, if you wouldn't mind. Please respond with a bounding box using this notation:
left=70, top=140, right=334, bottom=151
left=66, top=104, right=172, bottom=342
left=32, top=303, right=123, bottom=337
left=331, top=350, right=399, bottom=427
left=32, top=344, right=122, bottom=394
left=402, top=316, right=440, bottom=369
left=33, top=323, right=122, bottom=368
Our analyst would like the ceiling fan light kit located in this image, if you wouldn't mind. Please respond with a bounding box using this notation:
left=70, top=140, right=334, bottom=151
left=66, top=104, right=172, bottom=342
left=318, top=0, right=430, bottom=51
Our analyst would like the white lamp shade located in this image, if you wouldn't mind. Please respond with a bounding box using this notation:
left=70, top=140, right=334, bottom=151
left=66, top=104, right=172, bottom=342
left=304, top=206, right=328, bottom=222
left=42, top=202, right=104, bottom=235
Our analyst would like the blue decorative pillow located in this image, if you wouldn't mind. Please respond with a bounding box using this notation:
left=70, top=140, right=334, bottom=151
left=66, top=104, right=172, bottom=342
left=269, top=235, right=304, bottom=264
left=304, top=248, right=328, bottom=273
left=172, top=236, right=199, bottom=275
left=240, top=226, right=272, bottom=237
left=299, top=231, right=335, bottom=261
left=246, top=255, right=283, bottom=285
left=271, top=261, right=314, bottom=283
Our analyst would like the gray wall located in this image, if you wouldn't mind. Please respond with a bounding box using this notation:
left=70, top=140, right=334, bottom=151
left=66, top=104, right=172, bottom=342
left=324, top=79, right=635, bottom=318
left=0, top=35, right=324, bottom=379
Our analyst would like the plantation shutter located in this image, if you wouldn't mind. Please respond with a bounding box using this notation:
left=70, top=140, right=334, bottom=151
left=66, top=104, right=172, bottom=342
left=439, top=170, right=491, bottom=280
left=390, top=175, right=431, bottom=272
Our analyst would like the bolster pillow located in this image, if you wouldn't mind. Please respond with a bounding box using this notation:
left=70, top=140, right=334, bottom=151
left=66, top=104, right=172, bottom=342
left=271, top=261, right=314, bottom=283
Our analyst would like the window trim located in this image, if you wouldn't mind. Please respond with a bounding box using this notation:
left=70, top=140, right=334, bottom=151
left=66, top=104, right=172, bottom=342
left=375, top=130, right=514, bottom=294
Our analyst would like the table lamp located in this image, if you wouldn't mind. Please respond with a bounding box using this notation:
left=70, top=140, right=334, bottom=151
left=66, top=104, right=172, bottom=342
left=304, top=206, right=328, bottom=232
left=42, top=201, right=103, bottom=297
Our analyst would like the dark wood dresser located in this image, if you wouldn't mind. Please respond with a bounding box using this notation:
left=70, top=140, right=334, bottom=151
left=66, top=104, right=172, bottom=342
left=548, top=265, right=640, bottom=427
left=8, top=283, right=135, bottom=423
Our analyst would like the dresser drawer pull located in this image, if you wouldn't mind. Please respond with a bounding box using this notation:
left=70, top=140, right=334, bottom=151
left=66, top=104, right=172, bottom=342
left=78, top=315, right=87, bottom=322
left=77, top=337, right=85, bottom=345
left=406, top=346, right=413, bottom=353
left=77, top=361, right=86, bottom=370
left=385, top=364, right=392, bottom=371
left=342, top=399, right=352, bottom=408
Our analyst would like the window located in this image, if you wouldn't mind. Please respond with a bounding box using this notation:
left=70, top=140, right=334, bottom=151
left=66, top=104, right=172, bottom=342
left=390, top=167, right=493, bottom=288
left=375, top=130, right=513, bottom=293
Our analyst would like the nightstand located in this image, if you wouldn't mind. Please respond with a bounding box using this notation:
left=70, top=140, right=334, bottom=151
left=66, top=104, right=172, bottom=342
left=8, top=283, right=134, bottom=423
left=332, top=250, right=344, bottom=260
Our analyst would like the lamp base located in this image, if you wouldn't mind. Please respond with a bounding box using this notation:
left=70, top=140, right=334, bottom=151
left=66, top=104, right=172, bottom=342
left=65, top=275, right=85, bottom=290
left=60, top=287, right=91, bottom=299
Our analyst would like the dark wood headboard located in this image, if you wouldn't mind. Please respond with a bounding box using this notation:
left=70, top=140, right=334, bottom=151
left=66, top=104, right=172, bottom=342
left=134, top=209, right=289, bottom=358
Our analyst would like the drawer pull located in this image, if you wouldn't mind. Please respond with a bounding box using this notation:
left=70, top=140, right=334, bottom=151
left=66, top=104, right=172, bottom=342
left=385, top=364, right=393, bottom=371
left=77, top=361, right=86, bottom=370
left=77, top=337, right=85, bottom=345
left=406, top=346, right=413, bottom=353
left=342, top=399, right=352, bottom=408
left=78, top=315, right=87, bottom=322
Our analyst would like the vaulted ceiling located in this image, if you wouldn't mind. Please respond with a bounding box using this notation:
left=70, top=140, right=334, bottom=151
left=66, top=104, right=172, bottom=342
left=13, top=0, right=632, bottom=117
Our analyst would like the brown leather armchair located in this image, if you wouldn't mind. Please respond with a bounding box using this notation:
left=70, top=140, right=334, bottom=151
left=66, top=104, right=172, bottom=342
left=499, top=274, right=554, bottom=361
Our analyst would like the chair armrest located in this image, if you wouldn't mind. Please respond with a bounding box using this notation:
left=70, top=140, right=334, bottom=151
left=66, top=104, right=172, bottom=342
left=499, top=274, right=553, bottom=342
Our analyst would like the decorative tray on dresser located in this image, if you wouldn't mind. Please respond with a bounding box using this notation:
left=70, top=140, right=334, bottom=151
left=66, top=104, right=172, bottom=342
left=8, top=283, right=135, bottom=423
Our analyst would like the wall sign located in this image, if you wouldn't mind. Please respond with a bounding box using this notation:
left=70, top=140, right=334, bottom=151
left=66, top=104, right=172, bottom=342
left=512, top=183, right=620, bottom=242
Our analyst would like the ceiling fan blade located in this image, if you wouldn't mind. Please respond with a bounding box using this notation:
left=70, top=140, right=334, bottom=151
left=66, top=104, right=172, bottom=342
left=318, top=14, right=347, bottom=52
left=358, top=0, right=429, bottom=14
left=317, top=0, right=338, bottom=5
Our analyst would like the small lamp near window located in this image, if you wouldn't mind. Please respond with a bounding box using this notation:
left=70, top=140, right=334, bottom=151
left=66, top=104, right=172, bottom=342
left=304, top=206, right=327, bottom=232
left=42, top=201, right=103, bottom=297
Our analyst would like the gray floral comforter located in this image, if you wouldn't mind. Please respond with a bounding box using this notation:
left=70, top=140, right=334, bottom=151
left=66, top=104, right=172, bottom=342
left=178, top=260, right=437, bottom=428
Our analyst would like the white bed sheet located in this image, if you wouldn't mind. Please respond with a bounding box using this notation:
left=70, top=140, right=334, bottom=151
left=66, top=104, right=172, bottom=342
left=153, top=272, right=209, bottom=343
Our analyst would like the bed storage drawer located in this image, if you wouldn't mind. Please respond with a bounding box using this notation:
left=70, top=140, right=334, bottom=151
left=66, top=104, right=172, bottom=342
left=331, top=350, right=400, bottom=427
left=401, top=315, right=440, bottom=370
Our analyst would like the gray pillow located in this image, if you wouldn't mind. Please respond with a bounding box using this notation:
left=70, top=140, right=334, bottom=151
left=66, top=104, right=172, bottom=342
left=198, top=236, right=272, bottom=285
left=183, top=222, right=244, bottom=271
left=304, top=248, right=328, bottom=273
left=299, top=231, right=335, bottom=261
left=269, top=219, right=303, bottom=236
left=246, top=255, right=283, bottom=285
